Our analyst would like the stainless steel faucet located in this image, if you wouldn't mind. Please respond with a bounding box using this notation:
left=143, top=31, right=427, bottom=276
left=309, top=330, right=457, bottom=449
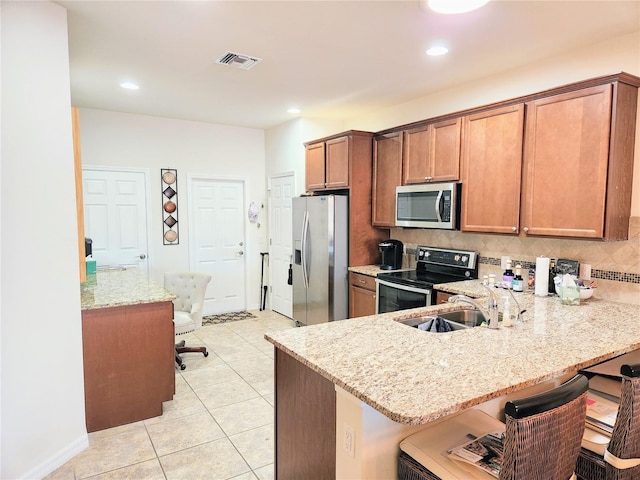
left=448, top=284, right=500, bottom=328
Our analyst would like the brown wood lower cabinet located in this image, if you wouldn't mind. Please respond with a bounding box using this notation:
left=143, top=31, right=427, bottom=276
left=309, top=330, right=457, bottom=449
left=275, top=348, right=336, bottom=480
left=349, top=272, right=377, bottom=318
left=434, top=290, right=454, bottom=305
left=81, top=301, right=175, bottom=432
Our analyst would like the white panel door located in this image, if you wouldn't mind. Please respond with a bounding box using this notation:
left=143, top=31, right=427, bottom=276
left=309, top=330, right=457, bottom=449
left=190, top=178, right=246, bottom=315
left=269, top=174, right=294, bottom=318
left=83, top=168, right=149, bottom=271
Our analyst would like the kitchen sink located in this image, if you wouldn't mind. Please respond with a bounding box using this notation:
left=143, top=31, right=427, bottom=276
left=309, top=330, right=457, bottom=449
left=398, top=316, right=470, bottom=332
left=397, top=309, right=493, bottom=332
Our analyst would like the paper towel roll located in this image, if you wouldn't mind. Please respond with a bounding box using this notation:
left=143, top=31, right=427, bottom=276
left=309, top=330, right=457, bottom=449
left=579, top=263, right=592, bottom=280
left=535, top=256, right=550, bottom=296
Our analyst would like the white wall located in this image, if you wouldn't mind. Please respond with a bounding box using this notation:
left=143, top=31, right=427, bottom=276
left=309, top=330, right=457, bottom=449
left=77, top=108, right=268, bottom=309
left=265, top=30, right=640, bottom=215
left=1, top=2, right=88, bottom=478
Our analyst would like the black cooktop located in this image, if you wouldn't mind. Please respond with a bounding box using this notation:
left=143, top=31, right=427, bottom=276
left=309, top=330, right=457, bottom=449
left=377, top=246, right=478, bottom=289
left=377, top=269, right=468, bottom=288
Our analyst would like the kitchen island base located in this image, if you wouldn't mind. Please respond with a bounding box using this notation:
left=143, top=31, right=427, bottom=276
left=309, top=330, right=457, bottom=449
left=82, top=300, right=175, bottom=432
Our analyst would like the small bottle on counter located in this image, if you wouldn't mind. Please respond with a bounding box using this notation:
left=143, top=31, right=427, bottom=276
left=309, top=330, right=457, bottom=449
left=488, top=274, right=496, bottom=287
left=482, top=275, right=489, bottom=286
left=528, top=267, right=536, bottom=290
left=512, top=264, right=524, bottom=292
left=502, top=261, right=514, bottom=289
left=548, top=259, right=557, bottom=294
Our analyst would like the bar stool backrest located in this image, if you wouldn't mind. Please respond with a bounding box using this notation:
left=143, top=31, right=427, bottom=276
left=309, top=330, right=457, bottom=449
left=501, top=374, right=589, bottom=480
left=605, top=363, right=640, bottom=480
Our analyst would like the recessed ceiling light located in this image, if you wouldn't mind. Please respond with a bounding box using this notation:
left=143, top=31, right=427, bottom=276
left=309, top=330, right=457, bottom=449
left=427, top=0, right=489, bottom=14
left=426, top=46, right=449, bottom=56
left=120, top=82, right=140, bottom=90
left=287, top=107, right=301, bottom=114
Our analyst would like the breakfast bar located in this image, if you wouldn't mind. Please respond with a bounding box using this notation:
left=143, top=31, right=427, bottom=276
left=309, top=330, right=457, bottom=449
left=80, top=269, right=176, bottom=432
left=266, top=281, right=640, bottom=479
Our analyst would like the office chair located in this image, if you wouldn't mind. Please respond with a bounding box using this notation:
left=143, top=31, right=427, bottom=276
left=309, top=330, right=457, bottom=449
left=164, top=272, right=212, bottom=370
left=576, top=362, right=640, bottom=480
left=399, top=374, right=588, bottom=480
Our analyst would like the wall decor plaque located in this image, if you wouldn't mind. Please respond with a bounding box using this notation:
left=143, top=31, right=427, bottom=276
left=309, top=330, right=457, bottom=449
left=161, top=168, right=179, bottom=245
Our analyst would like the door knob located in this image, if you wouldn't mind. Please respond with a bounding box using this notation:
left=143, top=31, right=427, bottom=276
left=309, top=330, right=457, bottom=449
left=237, top=251, right=244, bottom=256
left=239, top=241, right=244, bottom=246
left=139, top=254, right=146, bottom=259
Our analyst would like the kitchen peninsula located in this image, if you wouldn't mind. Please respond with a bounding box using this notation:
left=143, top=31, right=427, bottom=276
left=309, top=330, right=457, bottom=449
left=266, top=282, right=640, bottom=479
left=80, top=269, right=176, bottom=432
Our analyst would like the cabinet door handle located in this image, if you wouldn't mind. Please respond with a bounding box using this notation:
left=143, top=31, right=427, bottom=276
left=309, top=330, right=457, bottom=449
left=511, top=226, right=517, bottom=232
left=523, top=226, right=529, bottom=233
left=359, top=280, right=366, bottom=284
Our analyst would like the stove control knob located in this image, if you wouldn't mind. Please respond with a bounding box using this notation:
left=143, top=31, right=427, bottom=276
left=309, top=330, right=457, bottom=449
left=462, top=255, right=468, bottom=263
left=424, top=251, right=430, bottom=258
left=454, top=255, right=460, bottom=262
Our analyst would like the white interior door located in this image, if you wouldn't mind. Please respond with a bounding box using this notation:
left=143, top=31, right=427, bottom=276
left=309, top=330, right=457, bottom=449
left=269, top=173, right=295, bottom=318
left=83, top=168, right=149, bottom=272
left=190, top=177, right=246, bottom=315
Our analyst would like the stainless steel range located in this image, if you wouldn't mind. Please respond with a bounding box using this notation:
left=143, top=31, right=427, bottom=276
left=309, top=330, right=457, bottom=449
left=375, top=246, right=479, bottom=314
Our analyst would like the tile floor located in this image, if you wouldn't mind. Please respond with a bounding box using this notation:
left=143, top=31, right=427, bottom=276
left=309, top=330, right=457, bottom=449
left=45, top=310, right=296, bottom=480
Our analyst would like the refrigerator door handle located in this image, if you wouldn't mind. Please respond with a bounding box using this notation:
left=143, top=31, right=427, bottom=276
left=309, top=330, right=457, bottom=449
left=301, top=211, right=310, bottom=289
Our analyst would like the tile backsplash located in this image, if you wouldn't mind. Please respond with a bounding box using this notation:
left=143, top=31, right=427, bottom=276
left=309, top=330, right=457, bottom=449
left=392, top=216, right=640, bottom=305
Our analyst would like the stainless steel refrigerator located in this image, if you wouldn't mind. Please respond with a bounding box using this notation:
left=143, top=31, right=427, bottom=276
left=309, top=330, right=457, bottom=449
left=292, top=195, right=348, bottom=326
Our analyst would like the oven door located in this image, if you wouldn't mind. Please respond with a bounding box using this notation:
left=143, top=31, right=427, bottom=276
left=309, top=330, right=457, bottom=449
left=375, top=279, right=432, bottom=314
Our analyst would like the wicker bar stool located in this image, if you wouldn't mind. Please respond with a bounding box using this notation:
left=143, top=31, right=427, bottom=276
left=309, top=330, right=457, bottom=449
left=576, top=362, right=640, bottom=480
left=399, top=375, right=589, bottom=480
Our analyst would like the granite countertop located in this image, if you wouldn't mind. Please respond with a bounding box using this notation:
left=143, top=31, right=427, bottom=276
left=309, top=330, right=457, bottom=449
left=265, top=279, right=640, bottom=425
left=348, top=264, right=412, bottom=277
left=80, top=268, right=175, bottom=310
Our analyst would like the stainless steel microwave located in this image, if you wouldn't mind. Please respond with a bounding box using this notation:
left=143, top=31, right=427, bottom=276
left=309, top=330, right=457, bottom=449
left=395, top=182, right=459, bottom=229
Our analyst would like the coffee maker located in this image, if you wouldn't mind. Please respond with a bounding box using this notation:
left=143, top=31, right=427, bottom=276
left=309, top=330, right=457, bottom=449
left=379, top=239, right=403, bottom=270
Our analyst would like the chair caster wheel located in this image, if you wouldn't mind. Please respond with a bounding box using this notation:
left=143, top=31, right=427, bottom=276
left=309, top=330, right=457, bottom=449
left=180, top=364, right=186, bottom=370
left=203, top=351, right=209, bottom=357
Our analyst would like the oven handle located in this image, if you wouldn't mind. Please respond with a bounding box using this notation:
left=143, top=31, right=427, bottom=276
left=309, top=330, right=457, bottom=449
left=375, top=278, right=432, bottom=295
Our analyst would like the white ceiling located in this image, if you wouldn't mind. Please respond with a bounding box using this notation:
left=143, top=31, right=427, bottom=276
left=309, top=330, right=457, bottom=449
left=58, top=1, right=640, bottom=130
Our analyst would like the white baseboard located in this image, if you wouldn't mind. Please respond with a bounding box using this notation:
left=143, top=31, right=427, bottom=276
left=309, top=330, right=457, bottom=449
left=22, top=433, right=89, bottom=480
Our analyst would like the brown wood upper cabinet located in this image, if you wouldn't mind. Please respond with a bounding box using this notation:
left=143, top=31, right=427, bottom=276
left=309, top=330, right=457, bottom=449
left=403, top=117, right=461, bottom=184
left=521, top=83, right=635, bottom=240
left=372, top=132, right=403, bottom=228
left=460, top=104, right=525, bottom=235
left=305, top=135, right=349, bottom=190
left=304, top=131, right=388, bottom=265
left=460, top=79, right=637, bottom=240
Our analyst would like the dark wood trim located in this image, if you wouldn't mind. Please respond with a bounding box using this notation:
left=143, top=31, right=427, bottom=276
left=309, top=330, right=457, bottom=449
left=604, top=80, right=638, bottom=240
left=304, top=129, right=374, bottom=146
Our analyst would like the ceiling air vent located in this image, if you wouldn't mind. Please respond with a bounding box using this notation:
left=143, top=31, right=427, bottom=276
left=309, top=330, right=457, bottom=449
left=215, top=52, right=262, bottom=70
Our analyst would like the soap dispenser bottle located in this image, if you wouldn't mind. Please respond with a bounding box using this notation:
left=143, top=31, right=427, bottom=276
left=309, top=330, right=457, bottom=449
left=502, top=261, right=514, bottom=289
left=512, top=265, right=524, bottom=292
